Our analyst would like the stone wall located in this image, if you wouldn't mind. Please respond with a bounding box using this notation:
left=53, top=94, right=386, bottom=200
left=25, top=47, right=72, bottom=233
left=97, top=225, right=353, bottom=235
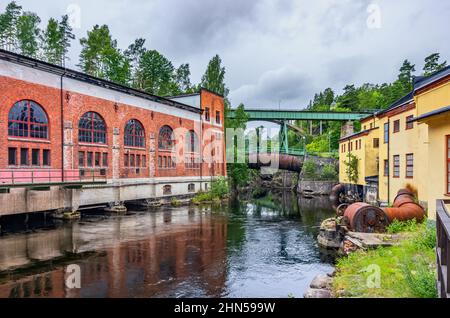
left=298, top=180, right=336, bottom=196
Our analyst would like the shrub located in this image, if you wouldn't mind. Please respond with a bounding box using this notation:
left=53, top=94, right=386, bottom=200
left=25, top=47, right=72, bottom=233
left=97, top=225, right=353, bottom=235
left=211, top=177, right=229, bottom=199
left=303, top=160, right=318, bottom=179
left=320, top=164, right=338, bottom=181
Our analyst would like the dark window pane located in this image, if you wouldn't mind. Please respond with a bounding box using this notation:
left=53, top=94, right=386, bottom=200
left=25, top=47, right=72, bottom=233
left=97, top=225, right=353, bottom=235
left=130, top=154, right=135, bottom=167
left=95, top=152, right=100, bottom=167
left=21, top=148, right=29, bottom=166
left=8, top=148, right=17, bottom=165
left=87, top=152, right=93, bottom=167
left=79, top=112, right=106, bottom=144
left=158, top=126, right=174, bottom=150
left=124, top=119, right=145, bottom=147
left=43, top=150, right=50, bottom=166
left=125, top=154, right=129, bottom=167
left=136, top=155, right=141, bottom=167
left=8, top=100, right=48, bottom=139
left=79, top=152, right=85, bottom=167
left=103, top=153, right=108, bottom=167
left=32, top=149, right=40, bottom=166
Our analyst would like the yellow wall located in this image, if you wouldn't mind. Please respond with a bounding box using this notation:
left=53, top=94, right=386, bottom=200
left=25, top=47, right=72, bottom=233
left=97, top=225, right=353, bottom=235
left=338, top=76, right=450, bottom=219
left=339, top=130, right=379, bottom=186
left=416, top=81, right=450, bottom=116
left=376, top=108, right=429, bottom=207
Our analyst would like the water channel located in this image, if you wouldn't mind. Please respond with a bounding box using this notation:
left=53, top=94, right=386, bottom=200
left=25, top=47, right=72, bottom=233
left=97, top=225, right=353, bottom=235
left=0, top=191, right=334, bottom=298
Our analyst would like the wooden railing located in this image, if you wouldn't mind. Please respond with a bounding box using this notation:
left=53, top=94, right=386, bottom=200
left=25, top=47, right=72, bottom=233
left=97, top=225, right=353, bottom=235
left=436, top=199, right=450, bottom=298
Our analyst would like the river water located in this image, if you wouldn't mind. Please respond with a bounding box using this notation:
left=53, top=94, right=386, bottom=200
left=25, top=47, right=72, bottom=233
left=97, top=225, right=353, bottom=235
left=0, top=192, right=334, bottom=298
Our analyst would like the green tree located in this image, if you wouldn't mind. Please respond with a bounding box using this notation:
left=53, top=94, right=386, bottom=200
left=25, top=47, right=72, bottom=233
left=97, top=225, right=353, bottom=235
left=59, top=14, right=75, bottom=66
left=79, top=25, right=130, bottom=84
left=398, top=59, right=416, bottom=89
left=0, top=1, right=22, bottom=51
left=41, top=18, right=63, bottom=65
left=16, top=12, right=41, bottom=58
left=201, top=54, right=229, bottom=97
left=226, top=103, right=250, bottom=190
left=337, top=85, right=359, bottom=111
left=174, top=63, right=193, bottom=94
left=125, top=38, right=146, bottom=88
left=136, top=49, right=174, bottom=95
left=423, top=53, right=447, bottom=76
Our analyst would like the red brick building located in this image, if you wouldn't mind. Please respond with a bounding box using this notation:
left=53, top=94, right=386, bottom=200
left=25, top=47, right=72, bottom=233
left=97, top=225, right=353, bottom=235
left=0, top=50, right=226, bottom=216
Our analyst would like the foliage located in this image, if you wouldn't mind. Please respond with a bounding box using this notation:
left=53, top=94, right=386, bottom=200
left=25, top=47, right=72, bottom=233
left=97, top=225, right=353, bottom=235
left=192, top=177, right=229, bottom=204
left=0, top=1, right=22, bottom=51
left=16, top=12, right=41, bottom=58
left=201, top=54, right=229, bottom=97
left=211, top=176, right=229, bottom=199
left=302, top=160, right=318, bottom=179
left=320, top=164, right=338, bottom=181
left=333, top=221, right=437, bottom=298
left=423, top=53, right=447, bottom=76
left=40, top=15, right=75, bottom=66
left=136, top=49, right=174, bottom=95
left=343, top=153, right=359, bottom=184
left=78, top=25, right=130, bottom=84
left=306, top=135, right=329, bottom=153
left=387, top=219, right=419, bottom=234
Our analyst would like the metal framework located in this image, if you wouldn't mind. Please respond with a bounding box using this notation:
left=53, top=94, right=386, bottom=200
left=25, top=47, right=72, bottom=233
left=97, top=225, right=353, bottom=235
left=227, top=109, right=372, bottom=121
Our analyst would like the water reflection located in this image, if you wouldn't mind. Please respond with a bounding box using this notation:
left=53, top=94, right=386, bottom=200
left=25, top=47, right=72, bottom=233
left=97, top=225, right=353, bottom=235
left=0, top=192, right=334, bottom=298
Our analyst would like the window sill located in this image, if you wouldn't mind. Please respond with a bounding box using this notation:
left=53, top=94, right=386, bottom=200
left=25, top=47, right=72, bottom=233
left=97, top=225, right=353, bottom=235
left=79, top=143, right=108, bottom=148
left=124, top=147, right=147, bottom=151
left=8, top=138, right=50, bottom=144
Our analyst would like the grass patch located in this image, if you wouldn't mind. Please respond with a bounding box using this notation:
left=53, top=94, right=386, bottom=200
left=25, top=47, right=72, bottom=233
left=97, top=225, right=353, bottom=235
left=333, top=220, right=437, bottom=298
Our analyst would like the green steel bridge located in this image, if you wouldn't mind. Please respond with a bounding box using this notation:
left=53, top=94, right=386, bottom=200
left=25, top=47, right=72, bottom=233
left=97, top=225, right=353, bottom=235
left=227, top=109, right=374, bottom=155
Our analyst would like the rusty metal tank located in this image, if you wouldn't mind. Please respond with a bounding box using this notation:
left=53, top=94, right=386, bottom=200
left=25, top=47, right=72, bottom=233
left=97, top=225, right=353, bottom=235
left=383, top=189, right=425, bottom=222
left=343, top=202, right=390, bottom=233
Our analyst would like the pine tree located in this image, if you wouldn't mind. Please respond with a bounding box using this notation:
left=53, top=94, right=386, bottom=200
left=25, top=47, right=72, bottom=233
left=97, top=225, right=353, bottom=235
left=201, top=55, right=229, bottom=97
left=136, top=49, right=174, bottom=95
left=0, top=1, right=22, bottom=51
left=125, top=38, right=146, bottom=88
left=79, top=25, right=130, bottom=85
left=16, top=12, right=41, bottom=58
left=41, top=18, right=63, bottom=65
left=59, top=15, right=75, bottom=66
left=174, top=63, right=192, bottom=94
left=398, top=59, right=416, bottom=89
left=423, top=53, right=447, bottom=76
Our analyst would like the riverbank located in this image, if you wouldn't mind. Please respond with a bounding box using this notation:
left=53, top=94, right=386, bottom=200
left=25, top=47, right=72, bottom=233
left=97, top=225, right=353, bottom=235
left=332, top=220, right=437, bottom=298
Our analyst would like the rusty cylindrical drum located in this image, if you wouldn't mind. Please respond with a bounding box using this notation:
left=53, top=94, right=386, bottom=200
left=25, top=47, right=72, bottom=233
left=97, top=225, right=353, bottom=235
left=330, top=184, right=346, bottom=212
left=343, top=202, right=390, bottom=233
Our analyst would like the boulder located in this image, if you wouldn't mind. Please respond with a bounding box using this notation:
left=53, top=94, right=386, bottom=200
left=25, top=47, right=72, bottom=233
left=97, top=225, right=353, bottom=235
left=310, top=274, right=333, bottom=289
left=303, top=288, right=332, bottom=298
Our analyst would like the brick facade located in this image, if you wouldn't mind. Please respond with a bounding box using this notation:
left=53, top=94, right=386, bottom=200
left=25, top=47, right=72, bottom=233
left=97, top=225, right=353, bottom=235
left=0, top=61, right=226, bottom=184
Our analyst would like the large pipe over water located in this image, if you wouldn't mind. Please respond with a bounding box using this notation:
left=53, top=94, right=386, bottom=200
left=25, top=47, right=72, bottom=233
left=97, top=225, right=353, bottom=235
left=248, top=154, right=303, bottom=172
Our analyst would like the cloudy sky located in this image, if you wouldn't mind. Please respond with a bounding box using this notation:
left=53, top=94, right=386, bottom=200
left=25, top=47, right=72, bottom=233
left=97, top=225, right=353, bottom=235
left=2, top=0, right=450, bottom=110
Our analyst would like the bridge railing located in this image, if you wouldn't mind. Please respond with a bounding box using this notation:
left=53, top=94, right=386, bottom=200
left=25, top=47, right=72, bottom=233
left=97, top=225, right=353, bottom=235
left=437, top=199, right=450, bottom=298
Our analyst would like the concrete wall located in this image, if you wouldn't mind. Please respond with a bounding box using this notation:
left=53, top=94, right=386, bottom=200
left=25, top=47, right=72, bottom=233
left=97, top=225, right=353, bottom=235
left=0, top=177, right=213, bottom=216
left=297, top=180, right=336, bottom=196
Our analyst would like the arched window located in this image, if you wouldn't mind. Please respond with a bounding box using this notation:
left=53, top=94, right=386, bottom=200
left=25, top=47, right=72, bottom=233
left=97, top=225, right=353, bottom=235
left=158, top=125, right=174, bottom=150
left=79, top=112, right=107, bottom=144
left=8, top=100, right=49, bottom=139
left=186, top=130, right=199, bottom=153
left=124, top=119, right=145, bottom=148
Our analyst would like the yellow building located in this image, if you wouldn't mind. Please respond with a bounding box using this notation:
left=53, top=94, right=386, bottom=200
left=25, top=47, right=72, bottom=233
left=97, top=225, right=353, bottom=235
left=338, top=65, right=450, bottom=218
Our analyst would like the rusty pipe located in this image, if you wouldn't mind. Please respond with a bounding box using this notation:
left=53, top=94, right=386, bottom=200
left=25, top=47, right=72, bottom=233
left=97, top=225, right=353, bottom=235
left=248, top=154, right=303, bottom=172
left=330, top=183, right=346, bottom=212
left=383, top=189, right=425, bottom=223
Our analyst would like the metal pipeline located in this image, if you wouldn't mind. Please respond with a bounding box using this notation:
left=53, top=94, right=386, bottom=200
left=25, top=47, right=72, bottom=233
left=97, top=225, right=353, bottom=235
left=339, top=189, right=425, bottom=233
left=248, top=153, right=303, bottom=172
left=383, top=189, right=425, bottom=223
left=330, top=183, right=346, bottom=211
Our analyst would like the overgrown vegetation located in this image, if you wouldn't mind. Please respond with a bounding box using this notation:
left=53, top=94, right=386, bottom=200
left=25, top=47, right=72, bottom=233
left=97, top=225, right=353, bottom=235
left=343, top=153, right=359, bottom=184
left=192, top=177, right=229, bottom=204
left=333, top=220, right=437, bottom=298
left=302, top=160, right=338, bottom=181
